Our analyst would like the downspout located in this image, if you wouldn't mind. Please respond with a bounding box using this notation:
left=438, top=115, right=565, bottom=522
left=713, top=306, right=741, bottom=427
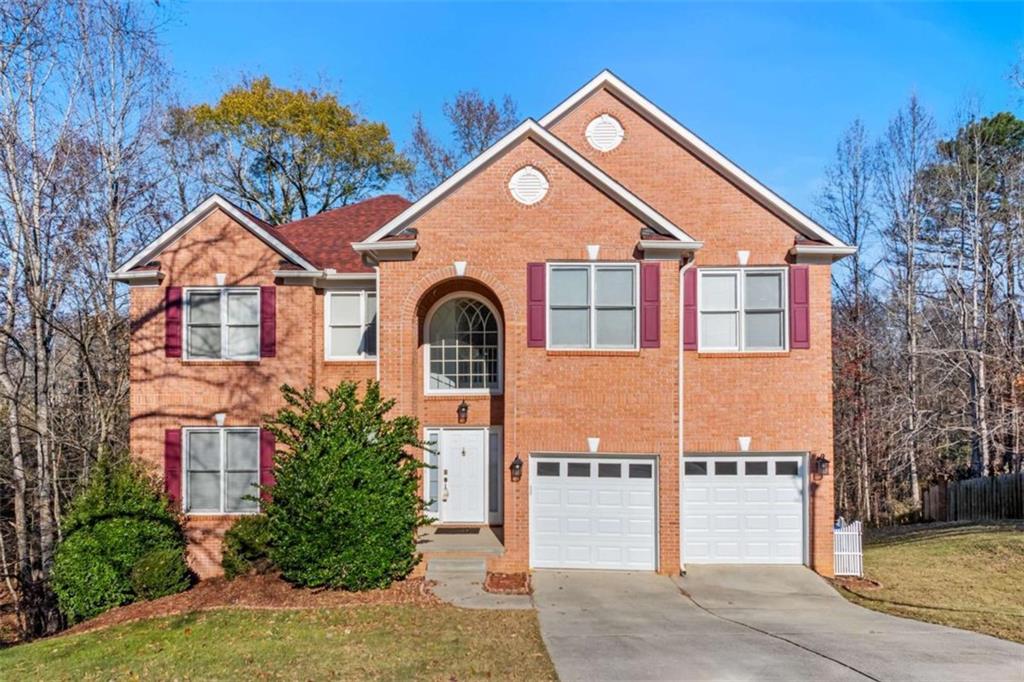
left=374, top=264, right=381, bottom=382
left=678, top=256, right=696, bottom=576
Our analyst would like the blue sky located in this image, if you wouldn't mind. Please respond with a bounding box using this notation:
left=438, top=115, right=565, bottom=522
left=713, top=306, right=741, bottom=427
left=161, top=2, right=1021, bottom=217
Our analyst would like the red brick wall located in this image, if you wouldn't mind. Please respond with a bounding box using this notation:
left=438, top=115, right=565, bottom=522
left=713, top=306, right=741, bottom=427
left=551, top=88, right=835, bottom=575
left=129, top=208, right=374, bottom=577
left=377, top=137, right=682, bottom=574
left=130, top=87, right=838, bottom=579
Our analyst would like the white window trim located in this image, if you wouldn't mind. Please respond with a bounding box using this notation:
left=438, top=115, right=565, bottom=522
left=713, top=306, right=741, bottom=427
left=324, top=287, right=378, bottom=361
left=546, top=262, right=640, bottom=351
left=697, top=267, right=789, bottom=353
left=422, top=291, right=504, bottom=396
left=183, top=287, right=261, bottom=361
left=182, top=426, right=261, bottom=515
left=422, top=425, right=503, bottom=525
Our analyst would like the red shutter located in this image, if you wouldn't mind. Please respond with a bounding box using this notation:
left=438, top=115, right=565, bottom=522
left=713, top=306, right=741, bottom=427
left=789, top=265, right=810, bottom=349
left=640, top=262, right=660, bottom=348
left=165, top=287, right=182, bottom=358
left=527, top=263, right=546, bottom=348
left=259, top=429, right=276, bottom=501
left=682, top=268, right=698, bottom=350
left=260, top=286, right=276, bottom=358
left=164, top=429, right=182, bottom=508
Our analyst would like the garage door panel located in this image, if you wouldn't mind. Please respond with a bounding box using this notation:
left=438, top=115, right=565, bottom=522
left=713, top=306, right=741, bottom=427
left=683, top=456, right=805, bottom=565
left=531, top=457, right=657, bottom=571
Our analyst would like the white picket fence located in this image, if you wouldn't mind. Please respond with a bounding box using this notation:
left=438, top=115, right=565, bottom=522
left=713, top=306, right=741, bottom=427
left=833, top=519, right=863, bottom=577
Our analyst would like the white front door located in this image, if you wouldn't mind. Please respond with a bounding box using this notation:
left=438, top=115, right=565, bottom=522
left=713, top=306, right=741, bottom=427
left=530, top=456, right=658, bottom=571
left=682, top=455, right=806, bottom=564
left=440, top=429, right=487, bottom=523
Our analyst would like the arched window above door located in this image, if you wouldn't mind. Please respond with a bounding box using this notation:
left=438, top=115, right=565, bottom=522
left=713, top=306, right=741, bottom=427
left=425, top=295, right=502, bottom=394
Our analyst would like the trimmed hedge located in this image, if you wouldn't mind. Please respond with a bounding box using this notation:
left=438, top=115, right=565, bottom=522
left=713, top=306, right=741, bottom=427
left=264, top=381, right=425, bottom=590
left=131, top=548, right=191, bottom=600
left=52, top=456, right=188, bottom=623
left=222, top=515, right=273, bottom=579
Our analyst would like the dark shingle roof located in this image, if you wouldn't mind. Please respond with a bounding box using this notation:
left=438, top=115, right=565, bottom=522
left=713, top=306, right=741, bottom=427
left=272, top=195, right=411, bottom=273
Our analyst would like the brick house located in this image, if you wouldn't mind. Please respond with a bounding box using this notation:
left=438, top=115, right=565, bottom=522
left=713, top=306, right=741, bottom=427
left=113, top=71, right=854, bottom=579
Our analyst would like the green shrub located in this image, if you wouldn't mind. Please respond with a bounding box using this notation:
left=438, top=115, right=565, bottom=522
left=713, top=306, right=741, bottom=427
left=131, top=548, right=191, bottom=600
left=264, top=381, right=425, bottom=590
left=52, top=456, right=187, bottom=623
left=222, top=515, right=274, bottom=579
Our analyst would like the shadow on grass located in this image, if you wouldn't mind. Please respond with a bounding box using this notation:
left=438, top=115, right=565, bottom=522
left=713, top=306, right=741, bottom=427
left=865, top=521, right=1024, bottom=549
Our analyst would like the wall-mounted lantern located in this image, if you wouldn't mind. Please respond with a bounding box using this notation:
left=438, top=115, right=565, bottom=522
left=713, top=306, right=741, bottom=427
left=456, top=400, right=469, bottom=424
left=510, top=455, right=523, bottom=482
left=815, top=454, right=830, bottom=477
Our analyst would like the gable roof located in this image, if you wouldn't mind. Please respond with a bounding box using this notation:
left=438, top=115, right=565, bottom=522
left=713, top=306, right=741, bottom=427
left=113, top=194, right=319, bottom=275
left=540, top=70, right=850, bottom=249
left=358, top=119, right=701, bottom=247
left=275, top=195, right=411, bottom=273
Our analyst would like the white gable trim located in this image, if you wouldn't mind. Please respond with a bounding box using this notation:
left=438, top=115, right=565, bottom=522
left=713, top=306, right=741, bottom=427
left=113, top=194, right=318, bottom=276
left=358, top=119, right=699, bottom=247
left=540, top=70, right=850, bottom=249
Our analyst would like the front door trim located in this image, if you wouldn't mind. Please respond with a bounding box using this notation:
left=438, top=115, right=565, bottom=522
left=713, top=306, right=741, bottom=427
left=423, top=426, right=502, bottom=525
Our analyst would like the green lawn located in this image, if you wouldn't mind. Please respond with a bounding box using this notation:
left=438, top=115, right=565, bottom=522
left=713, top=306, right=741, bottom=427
left=0, top=604, right=557, bottom=681
left=836, top=522, right=1024, bottom=643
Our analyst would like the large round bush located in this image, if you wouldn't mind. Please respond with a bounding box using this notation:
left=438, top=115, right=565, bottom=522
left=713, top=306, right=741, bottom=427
left=52, top=456, right=187, bottom=623
left=265, top=381, right=425, bottom=590
left=222, top=514, right=273, bottom=579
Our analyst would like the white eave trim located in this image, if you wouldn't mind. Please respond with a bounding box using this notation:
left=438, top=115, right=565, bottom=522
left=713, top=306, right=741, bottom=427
left=272, top=269, right=377, bottom=286
left=358, top=119, right=695, bottom=245
left=107, top=270, right=163, bottom=285
left=540, top=70, right=851, bottom=249
left=789, top=244, right=857, bottom=262
left=113, top=194, right=318, bottom=275
left=638, top=239, right=704, bottom=253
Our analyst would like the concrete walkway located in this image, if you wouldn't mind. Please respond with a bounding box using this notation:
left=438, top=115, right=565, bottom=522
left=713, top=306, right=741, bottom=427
left=425, top=558, right=532, bottom=610
left=533, top=568, right=1024, bottom=682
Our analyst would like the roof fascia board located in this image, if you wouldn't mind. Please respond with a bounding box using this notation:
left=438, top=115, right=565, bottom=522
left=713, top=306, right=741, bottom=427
left=539, top=71, right=849, bottom=248
left=358, top=120, right=694, bottom=244
left=115, top=195, right=318, bottom=274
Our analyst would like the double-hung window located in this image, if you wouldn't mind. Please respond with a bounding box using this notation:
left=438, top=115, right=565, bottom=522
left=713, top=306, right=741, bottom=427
left=699, top=268, right=787, bottom=351
left=548, top=263, right=638, bottom=349
left=184, top=427, right=260, bottom=513
left=185, top=288, right=260, bottom=360
left=325, top=289, right=377, bottom=359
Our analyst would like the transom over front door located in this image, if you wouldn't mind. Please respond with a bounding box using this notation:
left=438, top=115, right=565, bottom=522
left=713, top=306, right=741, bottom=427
left=440, top=429, right=487, bottom=523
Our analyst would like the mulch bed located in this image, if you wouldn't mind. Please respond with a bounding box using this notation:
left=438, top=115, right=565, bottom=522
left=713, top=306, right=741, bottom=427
left=832, top=576, right=882, bottom=591
left=484, top=572, right=531, bottom=595
left=62, top=574, right=439, bottom=637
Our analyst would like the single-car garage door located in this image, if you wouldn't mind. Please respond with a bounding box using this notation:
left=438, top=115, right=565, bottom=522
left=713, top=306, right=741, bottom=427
left=530, top=456, right=657, bottom=570
left=683, top=455, right=805, bottom=564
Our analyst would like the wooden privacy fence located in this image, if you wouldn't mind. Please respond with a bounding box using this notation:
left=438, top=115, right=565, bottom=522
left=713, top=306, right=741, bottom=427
left=833, top=519, right=863, bottom=576
left=921, top=473, right=1024, bottom=522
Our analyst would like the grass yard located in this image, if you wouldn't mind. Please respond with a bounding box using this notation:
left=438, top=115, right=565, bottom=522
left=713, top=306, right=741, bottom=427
left=0, top=604, right=557, bottom=681
left=836, top=522, right=1024, bottom=643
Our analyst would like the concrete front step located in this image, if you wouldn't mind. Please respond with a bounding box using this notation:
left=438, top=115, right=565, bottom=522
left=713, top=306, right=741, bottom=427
left=426, top=558, right=487, bottom=576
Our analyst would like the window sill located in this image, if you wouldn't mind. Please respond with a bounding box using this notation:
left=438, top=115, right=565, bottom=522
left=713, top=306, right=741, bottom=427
left=184, top=511, right=260, bottom=519
left=180, top=359, right=261, bottom=366
left=695, top=351, right=791, bottom=358
left=421, top=387, right=501, bottom=399
left=546, top=350, right=641, bottom=357
left=323, top=358, right=377, bottom=364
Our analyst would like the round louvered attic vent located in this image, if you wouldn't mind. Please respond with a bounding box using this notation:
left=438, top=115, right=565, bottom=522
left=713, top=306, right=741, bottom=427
left=585, top=114, right=624, bottom=152
left=508, top=166, right=549, bottom=205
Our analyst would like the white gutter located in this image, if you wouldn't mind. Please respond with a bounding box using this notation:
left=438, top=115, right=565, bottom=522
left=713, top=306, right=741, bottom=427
left=272, top=269, right=377, bottom=286
left=678, top=257, right=696, bottom=576
left=107, top=270, right=163, bottom=284
left=639, top=240, right=704, bottom=258
left=789, top=244, right=857, bottom=261
left=351, top=239, right=418, bottom=253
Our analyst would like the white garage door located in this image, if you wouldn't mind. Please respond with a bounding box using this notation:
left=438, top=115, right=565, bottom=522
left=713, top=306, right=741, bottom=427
left=683, top=455, right=805, bottom=564
left=530, top=456, right=657, bottom=570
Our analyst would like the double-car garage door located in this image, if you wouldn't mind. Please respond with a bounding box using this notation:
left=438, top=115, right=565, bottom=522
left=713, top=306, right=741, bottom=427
left=529, top=453, right=806, bottom=571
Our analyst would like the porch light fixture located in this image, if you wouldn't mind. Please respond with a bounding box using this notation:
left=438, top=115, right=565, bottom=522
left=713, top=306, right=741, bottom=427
left=456, top=400, right=469, bottom=424
left=815, top=454, right=830, bottom=477
left=510, top=455, right=523, bottom=482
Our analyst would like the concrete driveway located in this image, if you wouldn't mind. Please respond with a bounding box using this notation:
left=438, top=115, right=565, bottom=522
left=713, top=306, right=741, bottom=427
left=532, top=567, right=1024, bottom=682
